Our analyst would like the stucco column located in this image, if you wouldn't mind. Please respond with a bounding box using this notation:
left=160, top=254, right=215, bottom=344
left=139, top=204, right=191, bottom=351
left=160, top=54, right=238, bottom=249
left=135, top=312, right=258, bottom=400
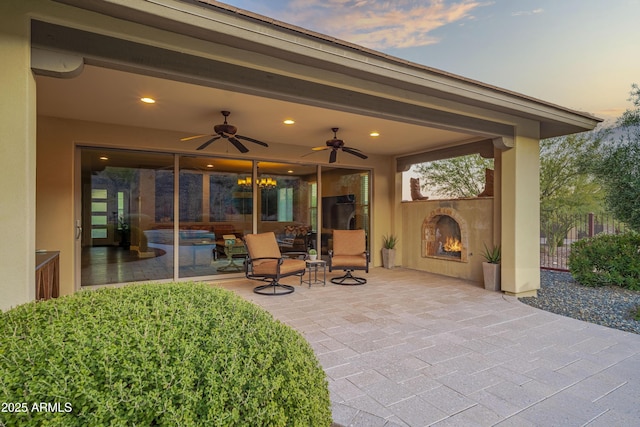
left=0, top=4, right=37, bottom=310
left=500, top=121, right=540, bottom=297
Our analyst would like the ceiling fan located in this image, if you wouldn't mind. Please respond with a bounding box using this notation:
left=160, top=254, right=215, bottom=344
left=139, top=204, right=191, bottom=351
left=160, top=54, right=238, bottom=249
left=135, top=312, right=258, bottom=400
left=180, top=110, right=268, bottom=153
left=310, top=128, right=368, bottom=163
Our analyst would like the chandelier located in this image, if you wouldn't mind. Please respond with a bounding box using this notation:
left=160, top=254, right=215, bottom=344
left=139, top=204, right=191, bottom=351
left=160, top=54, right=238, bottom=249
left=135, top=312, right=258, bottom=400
left=237, top=176, right=277, bottom=189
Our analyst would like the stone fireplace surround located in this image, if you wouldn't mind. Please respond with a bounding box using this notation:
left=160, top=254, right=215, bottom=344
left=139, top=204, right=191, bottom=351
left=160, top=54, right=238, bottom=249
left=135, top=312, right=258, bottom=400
left=401, top=198, right=494, bottom=283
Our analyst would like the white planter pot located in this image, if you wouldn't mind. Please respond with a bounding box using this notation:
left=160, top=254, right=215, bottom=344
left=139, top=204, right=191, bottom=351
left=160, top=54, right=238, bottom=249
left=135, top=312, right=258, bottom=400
left=482, top=262, right=501, bottom=291
left=381, top=248, right=396, bottom=269
left=308, top=254, right=317, bottom=261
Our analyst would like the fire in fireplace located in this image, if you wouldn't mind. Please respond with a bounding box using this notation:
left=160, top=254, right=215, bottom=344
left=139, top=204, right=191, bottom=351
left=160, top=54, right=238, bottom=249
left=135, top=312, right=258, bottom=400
left=422, top=208, right=468, bottom=262
left=443, top=236, right=463, bottom=253
left=435, top=215, right=462, bottom=258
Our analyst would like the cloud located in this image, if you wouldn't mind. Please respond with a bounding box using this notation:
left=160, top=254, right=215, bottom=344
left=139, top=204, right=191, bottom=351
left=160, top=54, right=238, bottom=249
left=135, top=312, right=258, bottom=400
left=278, top=0, right=488, bottom=49
left=511, top=8, right=544, bottom=17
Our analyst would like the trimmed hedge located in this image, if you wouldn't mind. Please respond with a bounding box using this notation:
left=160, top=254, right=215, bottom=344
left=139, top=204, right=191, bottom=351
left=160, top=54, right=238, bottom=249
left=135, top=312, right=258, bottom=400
left=0, top=283, right=331, bottom=426
left=568, top=233, right=640, bottom=290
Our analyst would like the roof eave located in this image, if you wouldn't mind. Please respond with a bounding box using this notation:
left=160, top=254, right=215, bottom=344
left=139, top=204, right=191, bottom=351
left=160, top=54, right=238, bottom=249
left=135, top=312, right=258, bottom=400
left=53, top=0, right=603, bottom=136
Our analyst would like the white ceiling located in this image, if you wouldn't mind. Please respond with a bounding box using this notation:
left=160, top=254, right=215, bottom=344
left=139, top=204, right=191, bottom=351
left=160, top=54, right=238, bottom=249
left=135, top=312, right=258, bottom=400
left=36, top=65, right=473, bottom=158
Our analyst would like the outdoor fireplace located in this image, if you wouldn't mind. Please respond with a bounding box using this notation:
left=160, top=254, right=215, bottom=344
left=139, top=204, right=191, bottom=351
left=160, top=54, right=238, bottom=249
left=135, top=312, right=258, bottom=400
left=422, top=208, right=468, bottom=262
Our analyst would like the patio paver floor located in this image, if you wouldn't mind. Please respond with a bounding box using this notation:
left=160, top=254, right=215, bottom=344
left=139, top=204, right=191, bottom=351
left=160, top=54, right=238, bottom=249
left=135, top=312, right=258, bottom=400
left=217, top=267, right=640, bottom=426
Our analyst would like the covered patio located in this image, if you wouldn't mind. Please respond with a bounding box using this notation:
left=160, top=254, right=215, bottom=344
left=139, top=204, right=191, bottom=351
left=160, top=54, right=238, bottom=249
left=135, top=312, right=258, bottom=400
left=1, top=0, right=602, bottom=310
left=220, top=268, right=640, bottom=426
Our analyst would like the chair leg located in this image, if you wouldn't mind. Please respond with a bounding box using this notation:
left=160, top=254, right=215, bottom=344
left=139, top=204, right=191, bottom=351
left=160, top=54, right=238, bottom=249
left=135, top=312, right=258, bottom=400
left=330, top=270, right=366, bottom=285
left=253, top=279, right=295, bottom=295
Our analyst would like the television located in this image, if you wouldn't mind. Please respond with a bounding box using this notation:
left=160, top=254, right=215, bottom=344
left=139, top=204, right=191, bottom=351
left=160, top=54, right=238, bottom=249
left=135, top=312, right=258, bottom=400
left=322, top=194, right=356, bottom=230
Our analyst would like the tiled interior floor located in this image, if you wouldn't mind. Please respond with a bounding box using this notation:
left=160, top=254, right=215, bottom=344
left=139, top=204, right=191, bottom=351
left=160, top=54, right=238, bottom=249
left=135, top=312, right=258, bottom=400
left=81, top=246, right=245, bottom=286
left=216, top=267, right=640, bottom=426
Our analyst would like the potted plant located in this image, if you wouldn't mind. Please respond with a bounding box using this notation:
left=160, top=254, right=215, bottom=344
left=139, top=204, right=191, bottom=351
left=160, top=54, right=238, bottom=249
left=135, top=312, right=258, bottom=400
left=481, top=243, right=501, bottom=291
left=382, top=234, right=398, bottom=269
left=308, top=249, right=318, bottom=261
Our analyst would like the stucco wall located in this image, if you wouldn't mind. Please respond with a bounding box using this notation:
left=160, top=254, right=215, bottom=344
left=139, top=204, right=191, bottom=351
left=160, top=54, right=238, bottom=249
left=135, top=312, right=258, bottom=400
left=0, top=2, right=37, bottom=310
left=401, top=198, right=494, bottom=283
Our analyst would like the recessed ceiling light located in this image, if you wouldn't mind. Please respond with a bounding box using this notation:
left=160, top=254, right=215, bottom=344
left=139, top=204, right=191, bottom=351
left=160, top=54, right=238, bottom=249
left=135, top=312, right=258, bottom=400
left=206, top=164, right=214, bottom=168
left=140, top=97, right=156, bottom=104
left=370, top=131, right=380, bottom=137
left=283, top=119, right=295, bottom=125
left=99, top=156, right=109, bottom=160
left=287, top=170, right=294, bottom=173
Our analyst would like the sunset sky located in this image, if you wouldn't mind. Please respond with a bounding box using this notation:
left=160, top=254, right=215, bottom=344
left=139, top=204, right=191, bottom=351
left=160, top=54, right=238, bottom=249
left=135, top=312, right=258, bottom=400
left=218, top=0, right=640, bottom=123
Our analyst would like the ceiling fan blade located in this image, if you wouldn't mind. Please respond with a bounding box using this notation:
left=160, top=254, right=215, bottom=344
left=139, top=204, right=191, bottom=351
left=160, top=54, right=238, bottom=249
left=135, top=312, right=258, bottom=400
left=312, top=146, right=329, bottom=151
left=196, top=136, right=221, bottom=150
left=229, top=137, right=250, bottom=153
left=329, top=149, right=337, bottom=163
left=236, top=134, right=269, bottom=147
left=343, top=147, right=369, bottom=159
left=181, top=134, right=210, bottom=142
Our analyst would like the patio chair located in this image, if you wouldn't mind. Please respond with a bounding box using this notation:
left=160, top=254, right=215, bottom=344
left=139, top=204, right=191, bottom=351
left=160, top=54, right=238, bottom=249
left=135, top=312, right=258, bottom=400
left=244, top=232, right=306, bottom=295
left=328, top=229, right=369, bottom=285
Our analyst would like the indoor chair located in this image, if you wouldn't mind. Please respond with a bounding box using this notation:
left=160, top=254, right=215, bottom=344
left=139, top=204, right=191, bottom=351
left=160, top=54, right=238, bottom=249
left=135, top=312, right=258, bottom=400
left=244, top=232, right=306, bottom=295
left=328, top=229, right=369, bottom=285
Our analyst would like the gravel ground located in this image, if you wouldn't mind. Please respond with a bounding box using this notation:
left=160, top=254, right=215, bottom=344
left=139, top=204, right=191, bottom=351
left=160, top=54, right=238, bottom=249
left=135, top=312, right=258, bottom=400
left=519, top=270, right=640, bottom=334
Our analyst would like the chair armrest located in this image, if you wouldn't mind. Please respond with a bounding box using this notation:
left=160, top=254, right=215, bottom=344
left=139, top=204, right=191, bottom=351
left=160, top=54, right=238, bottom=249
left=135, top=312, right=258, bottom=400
left=245, top=256, right=285, bottom=276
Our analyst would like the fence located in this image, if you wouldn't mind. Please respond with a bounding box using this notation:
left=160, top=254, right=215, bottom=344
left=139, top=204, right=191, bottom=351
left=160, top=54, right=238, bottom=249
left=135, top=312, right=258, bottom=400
left=540, top=212, right=629, bottom=271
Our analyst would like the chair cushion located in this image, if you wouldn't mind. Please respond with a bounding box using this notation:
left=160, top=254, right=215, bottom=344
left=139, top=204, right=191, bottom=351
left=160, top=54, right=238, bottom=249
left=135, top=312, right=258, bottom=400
left=253, top=259, right=306, bottom=276
left=245, top=232, right=282, bottom=259
left=331, top=254, right=367, bottom=268
left=332, top=229, right=366, bottom=256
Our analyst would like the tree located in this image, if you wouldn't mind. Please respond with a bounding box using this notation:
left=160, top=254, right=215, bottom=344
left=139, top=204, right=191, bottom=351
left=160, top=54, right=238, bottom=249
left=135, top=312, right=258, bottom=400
left=590, top=136, right=640, bottom=232
left=588, top=83, right=640, bottom=232
left=616, top=83, right=640, bottom=128
left=412, top=154, right=493, bottom=198
left=539, top=131, right=606, bottom=256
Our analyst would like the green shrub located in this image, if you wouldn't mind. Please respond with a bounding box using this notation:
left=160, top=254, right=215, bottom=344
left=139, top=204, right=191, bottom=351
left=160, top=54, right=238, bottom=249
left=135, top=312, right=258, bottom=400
left=0, top=283, right=331, bottom=426
left=568, top=233, right=640, bottom=290
left=382, top=234, right=398, bottom=249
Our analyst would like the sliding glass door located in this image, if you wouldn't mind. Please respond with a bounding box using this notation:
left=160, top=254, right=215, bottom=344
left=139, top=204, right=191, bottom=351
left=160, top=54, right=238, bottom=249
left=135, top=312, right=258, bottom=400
left=80, top=148, right=259, bottom=285
left=80, top=149, right=175, bottom=286
left=178, top=156, right=253, bottom=278
left=80, top=148, right=370, bottom=286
